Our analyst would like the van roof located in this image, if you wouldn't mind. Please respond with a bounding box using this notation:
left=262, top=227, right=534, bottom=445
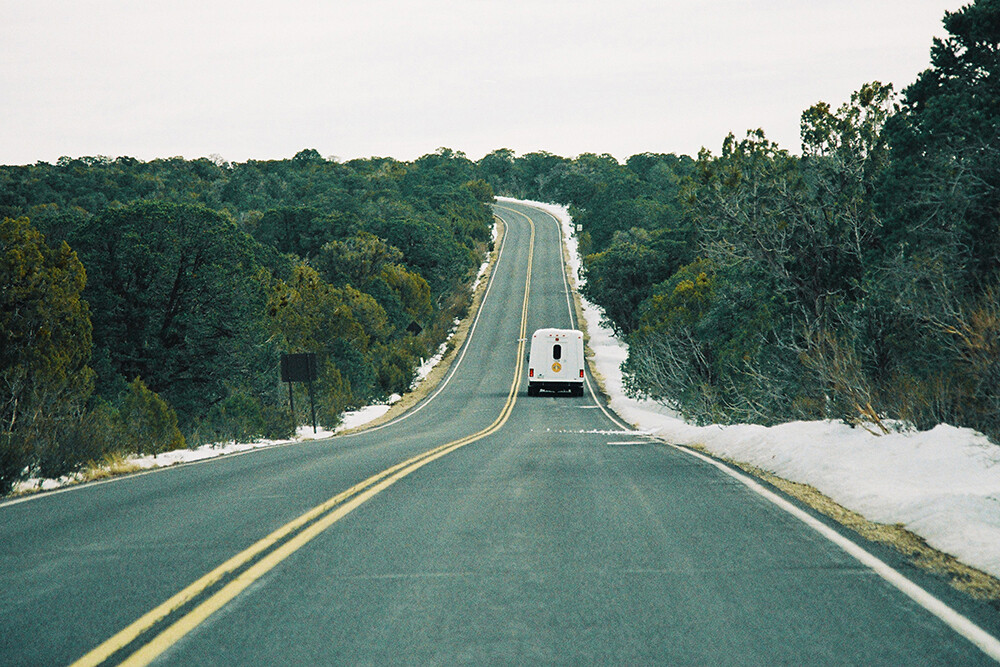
left=532, top=328, right=582, bottom=338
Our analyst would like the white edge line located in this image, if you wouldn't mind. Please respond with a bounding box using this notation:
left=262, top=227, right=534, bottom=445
left=0, top=439, right=309, bottom=508
left=337, top=212, right=510, bottom=435
left=669, top=442, right=1000, bottom=662
left=1, top=215, right=511, bottom=509
left=516, top=200, right=1000, bottom=662
left=521, top=202, right=631, bottom=431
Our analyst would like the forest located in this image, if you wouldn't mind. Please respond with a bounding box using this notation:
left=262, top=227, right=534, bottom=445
left=0, top=148, right=494, bottom=493
left=477, top=0, right=1000, bottom=442
left=3, top=0, right=997, bottom=496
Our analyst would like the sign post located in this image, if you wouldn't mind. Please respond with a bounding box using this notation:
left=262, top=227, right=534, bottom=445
left=280, top=353, right=319, bottom=433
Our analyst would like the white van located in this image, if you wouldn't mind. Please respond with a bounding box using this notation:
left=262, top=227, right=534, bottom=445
left=527, top=328, right=585, bottom=396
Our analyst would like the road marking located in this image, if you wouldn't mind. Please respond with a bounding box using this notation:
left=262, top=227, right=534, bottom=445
left=521, top=203, right=631, bottom=431
left=667, top=444, right=1000, bottom=661
left=72, top=213, right=538, bottom=667
left=514, top=200, right=1000, bottom=662
left=0, top=216, right=512, bottom=512
left=338, top=214, right=511, bottom=436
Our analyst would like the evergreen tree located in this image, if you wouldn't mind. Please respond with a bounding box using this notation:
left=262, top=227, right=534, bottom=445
left=880, top=0, right=1000, bottom=283
left=71, top=201, right=269, bottom=426
left=0, top=217, right=94, bottom=493
left=119, top=377, right=185, bottom=455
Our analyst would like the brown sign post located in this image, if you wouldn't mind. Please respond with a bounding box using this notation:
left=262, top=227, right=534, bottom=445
left=280, top=353, right=318, bottom=433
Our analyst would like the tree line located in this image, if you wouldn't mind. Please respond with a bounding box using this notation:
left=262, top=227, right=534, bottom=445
left=1, top=148, right=494, bottom=493
left=477, top=0, right=1000, bottom=442
left=4, top=0, right=995, bottom=495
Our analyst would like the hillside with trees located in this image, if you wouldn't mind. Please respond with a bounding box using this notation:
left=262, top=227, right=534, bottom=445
left=0, top=148, right=494, bottom=494
left=3, top=0, right=995, bottom=497
left=478, top=0, right=1000, bottom=443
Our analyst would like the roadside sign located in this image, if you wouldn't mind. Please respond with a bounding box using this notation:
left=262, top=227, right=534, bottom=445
left=280, top=353, right=318, bottom=432
left=280, top=353, right=317, bottom=383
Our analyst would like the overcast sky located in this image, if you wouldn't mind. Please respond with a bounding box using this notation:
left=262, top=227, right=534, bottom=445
left=2, top=0, right=965, bottom=165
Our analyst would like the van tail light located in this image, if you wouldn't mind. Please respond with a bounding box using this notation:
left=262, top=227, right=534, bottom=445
left=529, top=368, right=534, bottom=377
left=580, top=369, right=585, bottom=378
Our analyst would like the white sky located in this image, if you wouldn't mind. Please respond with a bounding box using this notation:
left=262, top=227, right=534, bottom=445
left=1, top=0, right=964, bottom=165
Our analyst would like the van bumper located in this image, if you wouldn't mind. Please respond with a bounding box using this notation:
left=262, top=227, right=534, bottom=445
left=528, top=380, right=584, bottom=396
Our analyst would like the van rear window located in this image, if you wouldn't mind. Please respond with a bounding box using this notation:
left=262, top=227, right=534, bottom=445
left=553, top=344, right=562, bottom=360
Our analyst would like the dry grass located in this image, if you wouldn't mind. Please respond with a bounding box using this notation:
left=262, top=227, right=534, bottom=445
left=80, top=452, right=144, bottom=482
left=6, top=451, right=146, bottom=499
left=682, top=443, right=1000, bottom=601
left=337, top=217, right=507, bottom=435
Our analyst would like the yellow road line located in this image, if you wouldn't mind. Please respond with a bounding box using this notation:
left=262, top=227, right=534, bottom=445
left=70, top=444, right=458, bottom=667
left=499, top=202, right=631, bottom=431
left=72, top=213, right=535, bottom=667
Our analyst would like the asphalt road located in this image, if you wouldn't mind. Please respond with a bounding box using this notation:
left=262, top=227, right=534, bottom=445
left=2, top=200, right=999, bottom=665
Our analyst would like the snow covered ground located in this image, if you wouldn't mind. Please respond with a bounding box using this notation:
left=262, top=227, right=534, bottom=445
left=501, top=196, right=1000, bottom=581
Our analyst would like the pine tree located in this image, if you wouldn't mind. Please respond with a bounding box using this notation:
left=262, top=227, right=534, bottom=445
left=0, top=217, right=94, bottom=493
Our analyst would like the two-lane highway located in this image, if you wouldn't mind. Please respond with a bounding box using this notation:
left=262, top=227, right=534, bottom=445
left=2, top=201, right=999, bottom=665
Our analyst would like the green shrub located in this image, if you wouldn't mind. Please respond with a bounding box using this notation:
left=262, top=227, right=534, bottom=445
left=119, top=378, right=185, bottom=455
left=33, top=399, right=125, bottom=479
left=0, top=433, right=31, bottom=495
left=200, top=388, right=295, bottom=444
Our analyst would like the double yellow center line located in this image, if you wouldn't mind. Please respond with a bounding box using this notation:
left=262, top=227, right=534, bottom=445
left=73, top=214, right=535, bottom=666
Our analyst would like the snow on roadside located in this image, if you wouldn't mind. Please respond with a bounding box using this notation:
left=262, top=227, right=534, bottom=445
left=336, top=231, right=496, bottom=437
left=11, top=220, right=500, bottom=497
left=502, top=196, right=1000, bottom=581
left=11, top=427, right=336, bottom=495
left=334, top=395, right=400, bottom=434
